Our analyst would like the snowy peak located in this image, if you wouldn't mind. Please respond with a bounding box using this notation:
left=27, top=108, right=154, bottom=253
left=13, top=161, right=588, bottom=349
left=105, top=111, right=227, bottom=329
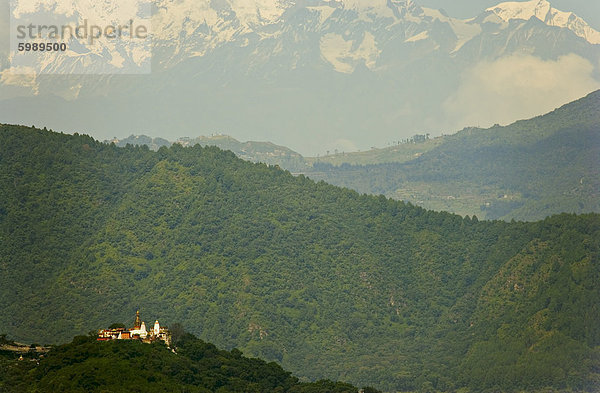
left=316, top=0, right=419, bottom=15
left=486, top=0, right=552, bottom=22
left=486, top=0, right=600, bottom=44
left=152, top=0, right=288, bottom=40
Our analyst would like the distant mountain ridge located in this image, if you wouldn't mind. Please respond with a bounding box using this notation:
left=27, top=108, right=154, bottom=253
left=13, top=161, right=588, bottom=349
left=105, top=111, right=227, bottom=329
left=106, top=90, right=600, bottom=221
left=109, top=135, right=172, bottom=151
left=304, top=89, right=600, bottom=220
left=108, top=134, right=307, bottom=169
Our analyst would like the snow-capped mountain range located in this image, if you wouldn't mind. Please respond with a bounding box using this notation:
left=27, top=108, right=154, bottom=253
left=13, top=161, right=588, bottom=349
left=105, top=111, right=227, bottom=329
left=148, top=0, right=600, bottom=72
left=1, top=0, right=599, bottom=154
left=487, top=0, right=600, bottom=44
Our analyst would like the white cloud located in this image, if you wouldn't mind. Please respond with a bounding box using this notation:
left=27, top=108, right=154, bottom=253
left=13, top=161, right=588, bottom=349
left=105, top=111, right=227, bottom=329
left=0, top=66, right=39, bottom=94
left=444, top=54, right=600, bottom=129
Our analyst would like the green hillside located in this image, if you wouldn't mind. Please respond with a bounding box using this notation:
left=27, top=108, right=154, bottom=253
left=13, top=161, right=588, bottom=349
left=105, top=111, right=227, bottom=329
left=0, top=125, right=598, bottom=392
left=0, top=333, right=368, bottom=393
left=304, top=90, right=600, bottom=221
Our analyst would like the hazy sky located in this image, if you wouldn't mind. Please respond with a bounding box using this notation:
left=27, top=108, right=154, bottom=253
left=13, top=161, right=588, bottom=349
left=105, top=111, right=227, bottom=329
left=417, top=0, right=600, bottom=29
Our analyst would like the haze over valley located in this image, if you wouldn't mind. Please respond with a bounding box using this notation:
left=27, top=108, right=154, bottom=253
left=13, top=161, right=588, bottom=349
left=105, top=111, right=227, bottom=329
left=1, top=0, right=600, bottom=154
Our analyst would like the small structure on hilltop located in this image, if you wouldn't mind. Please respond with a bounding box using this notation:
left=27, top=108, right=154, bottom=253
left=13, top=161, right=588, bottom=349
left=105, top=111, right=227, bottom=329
left=98, top=310, right=171, bottom=347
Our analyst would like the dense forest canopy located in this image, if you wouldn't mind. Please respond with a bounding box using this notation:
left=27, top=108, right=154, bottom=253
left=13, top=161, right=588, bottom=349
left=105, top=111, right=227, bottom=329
left=0, top=124, right=598, bottom=392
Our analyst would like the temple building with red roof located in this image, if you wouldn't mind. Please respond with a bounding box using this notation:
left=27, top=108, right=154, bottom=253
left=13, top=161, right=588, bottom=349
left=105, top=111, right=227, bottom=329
left=97, top=310, right=171, bottom=347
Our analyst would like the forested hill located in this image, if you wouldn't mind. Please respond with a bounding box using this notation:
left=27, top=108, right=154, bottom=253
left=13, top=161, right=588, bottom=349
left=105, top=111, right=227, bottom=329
left=305, top=90, right=600, bottom=221
left=0, top=125, right=598, bottom=392
left=0, top=333, right=370, bottom=393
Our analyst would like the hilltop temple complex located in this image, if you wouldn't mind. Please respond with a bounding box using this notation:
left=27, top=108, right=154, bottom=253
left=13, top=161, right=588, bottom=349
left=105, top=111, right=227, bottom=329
left=97, top=311, right=171, bottom=347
